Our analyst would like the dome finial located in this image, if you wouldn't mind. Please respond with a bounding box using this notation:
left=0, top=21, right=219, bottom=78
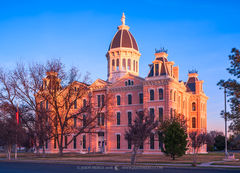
left=121, top=12, right=125, bottom=26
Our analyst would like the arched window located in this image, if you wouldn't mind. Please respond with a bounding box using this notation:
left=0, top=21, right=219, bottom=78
left=192, top=102, right=196, bottom=111
left=159, top=88, right=163, bottom=100
left=112, top=59, right=115, bottom=71
left=122, top=59, right=126, bottom=70
left=150, top=89, right=154, bottom=101
left=128, top=59, right=131, bottom=70
left=192, top=117, right=196, bottom=128
left=116, top=59, right=119, bottom=70
left=133, top=60, right=135, bottom=71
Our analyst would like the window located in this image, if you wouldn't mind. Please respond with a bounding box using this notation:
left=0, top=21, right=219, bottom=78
left=46, top=100, right=48, bottom=110
left=116, top=59, right=119, bottom=70
left=128, top=139, right=131, bottom=149
left=101, top=95, right=105, bottom=107
left=133, top=60, right=135, bottom=71
left=112, top=59, right=115, bottom=70
left=131, top=81, right=134, bottom=85
left=150, top=133, right=154, bottom=149
left=83, top=99, right=86, bottom=107
left=128, top=94, right=132, bottom=105
left=159, top=107, right=163, bottom=122
left=97, top=113, right=104, bottom=126
left=136, top=61, right=138, bottom=72
left=117, top=95, right=121, bottom=105
left=150, top=89, right=154, bottom=101
left=139, top=93, right=143, bottom=104
left=159, top=88, right=163, bottom=100
left=83, top=114, right=86, bottom=126
left=128, top=112, right=132, bottom=125
left=83, top=135, right=86, bottom=149
left=97, top=95, right=101, bottom=107
left=155, top=64, right=159, bottom=76
left=192, top=117, right=196, bottom=128
left=125, top=81, right=127, bottom=86
left=128, top=80, right=131, bottom=85
left=150, top=108, right=155, bottom=121
left=122, top=59, right=126, bottom=70
left=170, top=90, right=173, bottom=100
left=117, top=134, right=120, bottom=149
left=192, top=102, right=196, bottom=111
left=158, top=132, right=163, bottom=150
left=127, top=59, right=131, bottom=70
left=74, top=116, right=77, bottom=127
left=139, top=142, right=143, bottom=149
left=73, top=136, right=77, bottom=149
left=65, top=136, right=68, bottom=149
left=170, top=108, right=173, bottom=119
left=117, top=112, right=121, bottom=125
left=74, top=100, right=77, bottom=109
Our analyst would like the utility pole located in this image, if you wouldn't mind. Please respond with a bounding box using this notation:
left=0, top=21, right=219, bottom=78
left=224, top=87, right=228, bottom=158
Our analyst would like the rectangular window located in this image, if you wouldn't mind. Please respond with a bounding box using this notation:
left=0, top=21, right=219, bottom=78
left=101, top=95, right=105, bottom=107
left=128, top=112, right=132, bottom=125
left=97, top=113, right=101, bottom=126
left=150, top=89, right=154, bottom=101
left=117, top=95, right=121, bottom=105
left=74, top=100, right=77, bottom=109
left=159, top=108, right=163, bottom=122
left=192, top=117, right=196, bottom=128
left=83, top=114, right=86, bottom=127
left=117, top=134, right=120, bottom=149
left=65, top=136, right=68, bottom=149
left=83, top=135, right=86, bottom=149
left=155, top=64, right=159, bottom=76
left=139, top=93, right=143, bottom=104
left=158, top=132, right=163, bottom=150
left=150, top=108, right=155, bottom=121
left=128, top=94, right=132, bottom=105
left=117, top=112, right=121, bottom=125
left=73, top=136, right=77, bottom=149
left=150, top=133, right=154, bottom=149
left=128, top=139, right=131, bottom=149
left=97, top=95, right=101, bottom=107
left=74, top=116, right=77, bottom=127
left=170, top=108, right=173, bottom=119
left=159, top=88, right=163, bottom=100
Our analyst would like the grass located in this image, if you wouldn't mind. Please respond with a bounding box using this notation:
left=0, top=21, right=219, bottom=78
left=1, top=152, right=240, bottom=165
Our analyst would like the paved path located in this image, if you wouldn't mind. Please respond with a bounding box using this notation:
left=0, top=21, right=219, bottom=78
left=0, top=162, right=240, bottom=173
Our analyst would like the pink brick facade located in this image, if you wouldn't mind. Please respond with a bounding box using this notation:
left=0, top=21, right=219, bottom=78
left=43, top=13, right=208, bottom=154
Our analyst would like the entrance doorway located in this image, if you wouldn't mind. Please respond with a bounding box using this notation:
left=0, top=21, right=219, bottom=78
left=98, top=132, right=104, bottom=153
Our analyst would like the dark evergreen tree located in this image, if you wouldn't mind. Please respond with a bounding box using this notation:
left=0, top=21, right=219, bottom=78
left=218, top=48, right=240, bottom=134
left=160, top=117, right=188, bottom=160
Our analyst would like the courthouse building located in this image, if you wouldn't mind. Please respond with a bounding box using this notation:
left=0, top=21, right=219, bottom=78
left=43, top=13, right=208, bottom=154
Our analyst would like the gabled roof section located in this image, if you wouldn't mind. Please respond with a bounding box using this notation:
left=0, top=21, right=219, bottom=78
left=90, top=79, right=109, bottom=89
left=110, top=73, right=144, bottom=88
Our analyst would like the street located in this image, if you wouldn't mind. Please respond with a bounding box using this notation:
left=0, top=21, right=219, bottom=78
left=0, top=162, right=239, bottom=173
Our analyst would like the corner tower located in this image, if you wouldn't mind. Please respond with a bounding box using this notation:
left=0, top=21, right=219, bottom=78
left=106, top=13, right=141, bottom=83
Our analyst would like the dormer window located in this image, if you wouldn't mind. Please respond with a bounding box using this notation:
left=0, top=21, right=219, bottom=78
left=192, top=102, right=196, bottom=111
left=125, top=80, right=134, bottom=86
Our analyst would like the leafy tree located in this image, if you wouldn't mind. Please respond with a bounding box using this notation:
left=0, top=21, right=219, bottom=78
left=125, top=110, right=158, bottom=165
left=160, top=117, right=188, bottom=160
left=189, top=132, right=207, bottom=166
left=206, top=130, right=224, bottom=151
left=218, top=48, right=240, bottom=134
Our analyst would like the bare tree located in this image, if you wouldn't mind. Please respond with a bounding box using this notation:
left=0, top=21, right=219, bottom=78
left=125, top=110, right=158, bottom=165
left=189, top=131, right=207, bottom=166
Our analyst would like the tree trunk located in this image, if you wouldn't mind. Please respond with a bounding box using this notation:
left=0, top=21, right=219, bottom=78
left=42, top=141, right=46, bottom=158
left=192, top=148, right=197, bottom=166
left=59, top=146, right=63, bottom=157
left=7, top=145, right=11, bottom=160
left=131, top=146, right=138, bottom=165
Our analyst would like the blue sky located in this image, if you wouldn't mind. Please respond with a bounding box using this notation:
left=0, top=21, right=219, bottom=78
left=0, top=0, right=239, bottom=132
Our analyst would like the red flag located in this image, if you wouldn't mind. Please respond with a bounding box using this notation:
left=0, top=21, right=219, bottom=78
left=16, top=106, right=19, bottom=125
